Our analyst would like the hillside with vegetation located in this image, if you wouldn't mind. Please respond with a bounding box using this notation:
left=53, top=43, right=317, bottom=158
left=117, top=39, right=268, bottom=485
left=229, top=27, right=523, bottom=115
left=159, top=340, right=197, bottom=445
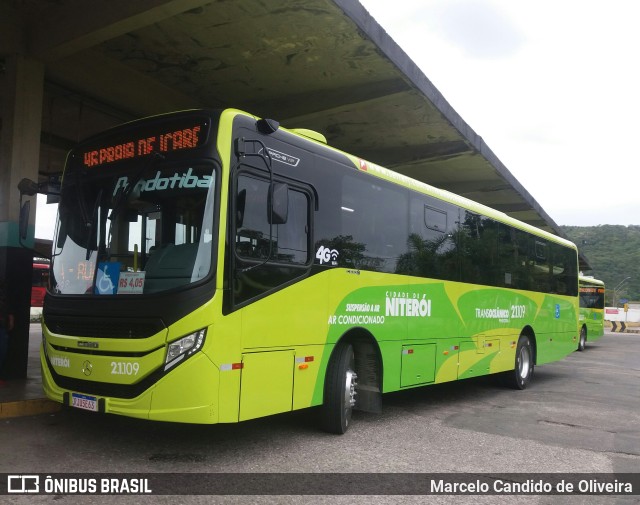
left=560, top=225, right=640, bottom=305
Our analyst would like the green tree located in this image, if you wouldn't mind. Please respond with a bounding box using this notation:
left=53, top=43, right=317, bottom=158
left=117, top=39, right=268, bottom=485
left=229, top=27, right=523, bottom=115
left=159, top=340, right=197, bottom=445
left=561, top=225, right=640, bottom=305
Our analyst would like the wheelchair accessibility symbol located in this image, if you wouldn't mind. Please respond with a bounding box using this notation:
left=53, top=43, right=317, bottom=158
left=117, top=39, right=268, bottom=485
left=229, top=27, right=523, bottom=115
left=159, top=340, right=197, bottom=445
left=95, top=262, right=121, bottom=295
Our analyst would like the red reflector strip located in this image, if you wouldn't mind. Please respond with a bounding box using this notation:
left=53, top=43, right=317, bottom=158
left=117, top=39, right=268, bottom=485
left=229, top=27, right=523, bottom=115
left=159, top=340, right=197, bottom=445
left=305, top=356, right=314, bottom=362
left=220, top=363, right=244, bottom=371
left=451, top=346, right=459, bottom=351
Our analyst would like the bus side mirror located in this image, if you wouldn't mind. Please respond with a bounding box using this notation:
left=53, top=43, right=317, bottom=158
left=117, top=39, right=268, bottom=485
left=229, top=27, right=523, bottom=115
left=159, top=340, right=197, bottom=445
left=17, top=178, right=38, bottom=242
left=19, top=200, right=31, bottom=240
left=268, top=182, right=288, bottom=225
left=18, top=178, right=39, bottom=197
left=46, top=181, right=61, bottom=204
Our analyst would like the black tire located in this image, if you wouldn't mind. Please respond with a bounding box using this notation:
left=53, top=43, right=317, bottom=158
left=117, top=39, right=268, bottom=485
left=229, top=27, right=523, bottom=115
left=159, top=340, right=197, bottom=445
left=321, top=343, right=358, bottom=434
left=505, top=334, right=534, bottom=390
left=577, top=326, right=587, bottom=351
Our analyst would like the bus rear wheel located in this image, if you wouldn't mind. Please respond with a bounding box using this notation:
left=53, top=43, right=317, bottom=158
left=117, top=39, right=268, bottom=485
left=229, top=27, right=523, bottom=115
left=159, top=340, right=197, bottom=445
left=505, top=334, right=534, bottom=390
left=321, top=342, right=358, bottom=434
left=577, top=326, right=587, bottom=351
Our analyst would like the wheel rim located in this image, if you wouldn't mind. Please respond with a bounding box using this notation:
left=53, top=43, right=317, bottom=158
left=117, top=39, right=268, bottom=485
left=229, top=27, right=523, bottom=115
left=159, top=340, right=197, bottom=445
left=518, top=346, right=530, bottom=380
left=344, top=368, right=358, bottom=411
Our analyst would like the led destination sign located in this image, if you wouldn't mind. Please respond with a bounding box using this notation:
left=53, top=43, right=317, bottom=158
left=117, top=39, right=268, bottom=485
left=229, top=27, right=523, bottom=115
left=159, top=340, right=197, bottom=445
left=81, top=122, right=207, bottom=168
left=579, top=287, right=605, bottom=294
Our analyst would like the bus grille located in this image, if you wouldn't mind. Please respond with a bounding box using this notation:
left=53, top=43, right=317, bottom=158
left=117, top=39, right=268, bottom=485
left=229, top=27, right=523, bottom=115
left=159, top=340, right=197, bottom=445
left=44, top=316, right=166, bottom=339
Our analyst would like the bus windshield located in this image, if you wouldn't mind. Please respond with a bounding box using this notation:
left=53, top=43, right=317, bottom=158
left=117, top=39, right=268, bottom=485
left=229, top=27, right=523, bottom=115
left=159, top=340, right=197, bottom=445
left=51, top=162, right=217, bottom=295
left=579, top=283, right=605, bottom=309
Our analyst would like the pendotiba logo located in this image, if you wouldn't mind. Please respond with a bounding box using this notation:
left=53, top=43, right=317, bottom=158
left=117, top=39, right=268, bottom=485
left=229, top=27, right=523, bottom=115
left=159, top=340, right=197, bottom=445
left=112, top=168, right=212, bottom=196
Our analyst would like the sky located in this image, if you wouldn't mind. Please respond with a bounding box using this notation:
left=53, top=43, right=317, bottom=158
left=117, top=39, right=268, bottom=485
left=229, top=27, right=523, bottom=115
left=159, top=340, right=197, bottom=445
left=35, top=0, right=639, bottom=237
left=358, top=0, right=640, bottom=226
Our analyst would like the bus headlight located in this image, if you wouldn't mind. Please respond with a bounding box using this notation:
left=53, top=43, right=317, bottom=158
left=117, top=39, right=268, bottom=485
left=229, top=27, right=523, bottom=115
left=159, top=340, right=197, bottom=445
left=165, top=329, right=207, bottom=371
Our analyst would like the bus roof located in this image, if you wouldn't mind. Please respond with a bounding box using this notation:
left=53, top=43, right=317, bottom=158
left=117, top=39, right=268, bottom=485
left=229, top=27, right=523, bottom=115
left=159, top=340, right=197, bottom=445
left=258, top=110, right=578, bottom=252
left=579, top=275, right=605, bottom=287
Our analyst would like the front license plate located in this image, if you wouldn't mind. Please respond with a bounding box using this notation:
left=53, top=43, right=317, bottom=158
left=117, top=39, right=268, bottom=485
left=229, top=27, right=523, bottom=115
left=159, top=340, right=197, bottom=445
left=71, top=393, right=98, bottom=412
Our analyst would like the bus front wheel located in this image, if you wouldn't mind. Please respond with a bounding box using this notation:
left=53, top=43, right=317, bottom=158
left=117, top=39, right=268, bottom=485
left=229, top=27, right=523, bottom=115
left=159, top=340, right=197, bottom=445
left=321, top=342, right=358, bottom=434
left=505, top=334, right=534, bottom=390
left=577, top=326, right=587, bottom=351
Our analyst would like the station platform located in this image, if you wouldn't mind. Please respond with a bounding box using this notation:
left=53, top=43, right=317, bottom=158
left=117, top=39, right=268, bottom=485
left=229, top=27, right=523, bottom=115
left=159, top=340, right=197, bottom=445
left=0, top=324, right=60, bottom=419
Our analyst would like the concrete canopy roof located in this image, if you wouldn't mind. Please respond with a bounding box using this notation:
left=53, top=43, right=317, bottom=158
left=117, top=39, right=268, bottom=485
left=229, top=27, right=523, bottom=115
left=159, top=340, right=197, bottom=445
left=1, top=0, right=586, bottom=266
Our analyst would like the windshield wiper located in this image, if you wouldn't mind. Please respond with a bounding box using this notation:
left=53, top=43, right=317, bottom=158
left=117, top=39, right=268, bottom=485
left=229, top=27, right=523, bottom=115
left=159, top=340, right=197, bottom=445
left=85, top=188, right=103, bottom=260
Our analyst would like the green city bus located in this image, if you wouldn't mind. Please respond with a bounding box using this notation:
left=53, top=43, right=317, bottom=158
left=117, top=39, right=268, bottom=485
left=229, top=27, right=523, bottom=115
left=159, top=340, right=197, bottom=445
left=577, top=276, right=605, bottom=351
left=41, top=109, right=579, bottom=433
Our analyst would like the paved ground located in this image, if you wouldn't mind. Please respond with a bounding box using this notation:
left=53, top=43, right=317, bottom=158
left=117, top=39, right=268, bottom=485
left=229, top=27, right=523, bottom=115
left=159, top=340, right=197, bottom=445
left=0, top=328, right=638, bottom=504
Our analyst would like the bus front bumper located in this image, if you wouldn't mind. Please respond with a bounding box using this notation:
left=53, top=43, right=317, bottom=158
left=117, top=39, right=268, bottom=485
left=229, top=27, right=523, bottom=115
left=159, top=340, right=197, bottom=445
left=41, top=345, right=222, bottom=424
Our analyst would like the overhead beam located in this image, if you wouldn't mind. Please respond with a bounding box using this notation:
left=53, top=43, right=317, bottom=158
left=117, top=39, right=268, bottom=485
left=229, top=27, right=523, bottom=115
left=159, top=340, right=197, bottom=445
left=47, top=50, right=201, bottom=117
left=355, top=139, right=473, bottom=167
left=28, top=0, right=212, bottom=62
left=276, top=84, right=414, bottom=127
left=431, top=180, right=512, bottom=194
left=264, top=78, right=412, bottom=124
left=478, top=202, right=534, bottom=213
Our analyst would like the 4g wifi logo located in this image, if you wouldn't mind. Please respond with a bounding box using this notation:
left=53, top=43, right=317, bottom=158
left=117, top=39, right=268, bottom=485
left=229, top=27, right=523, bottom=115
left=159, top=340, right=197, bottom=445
left=7, top=475, right=39, bottom=493
left=315, top=246, right=339, bottom=266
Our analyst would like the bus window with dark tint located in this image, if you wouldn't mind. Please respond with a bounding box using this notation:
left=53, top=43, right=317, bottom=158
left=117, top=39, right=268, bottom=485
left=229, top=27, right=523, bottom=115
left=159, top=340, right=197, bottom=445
left=424, top=206, right=447, bottom=232
left=459, top=211, right=501, bottom=286
left=233, top=172, right=311, bottom=305
left=399, top=194, right=458, bottom=281
left=531, top=240, right=551, bottom=293
left=236, top=175, right=309, bottom=265
left=550, top=243, right=578, bottom=296
left=512, top=229, right=533, bottom=291
left=580, top=285, right=605, bottom=309
left=498, top=224, right=518, bottom=288
left=340, top=175, right=408, bottom=273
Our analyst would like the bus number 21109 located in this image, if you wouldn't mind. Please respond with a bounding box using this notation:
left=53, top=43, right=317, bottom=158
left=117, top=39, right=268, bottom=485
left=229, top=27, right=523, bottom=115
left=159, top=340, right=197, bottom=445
left=111, top=362, right=140, bottom=376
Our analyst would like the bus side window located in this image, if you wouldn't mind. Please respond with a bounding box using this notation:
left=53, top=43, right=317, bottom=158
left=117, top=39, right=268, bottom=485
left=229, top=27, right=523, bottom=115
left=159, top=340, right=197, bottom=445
left=513, top=229, right=533, bottom=291
left=340, top=175, right=408, bottom=273
left=235, top=174, right=309, bottom=265
left=401, top=194, right=457, bottom=281
left=550, top=243, right=577, bottom=296
left=498, top=224, right=517, bottom=287
left=459, top=211, right=501, bottom=286
left=233, top=171, right=311, bottom=305
left=531, top=240, right=551, bottom=292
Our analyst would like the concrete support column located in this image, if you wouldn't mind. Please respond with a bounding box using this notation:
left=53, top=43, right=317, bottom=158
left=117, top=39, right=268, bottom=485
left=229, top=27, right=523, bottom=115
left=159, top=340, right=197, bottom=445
left=0, top=55, right=44, bottom=379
